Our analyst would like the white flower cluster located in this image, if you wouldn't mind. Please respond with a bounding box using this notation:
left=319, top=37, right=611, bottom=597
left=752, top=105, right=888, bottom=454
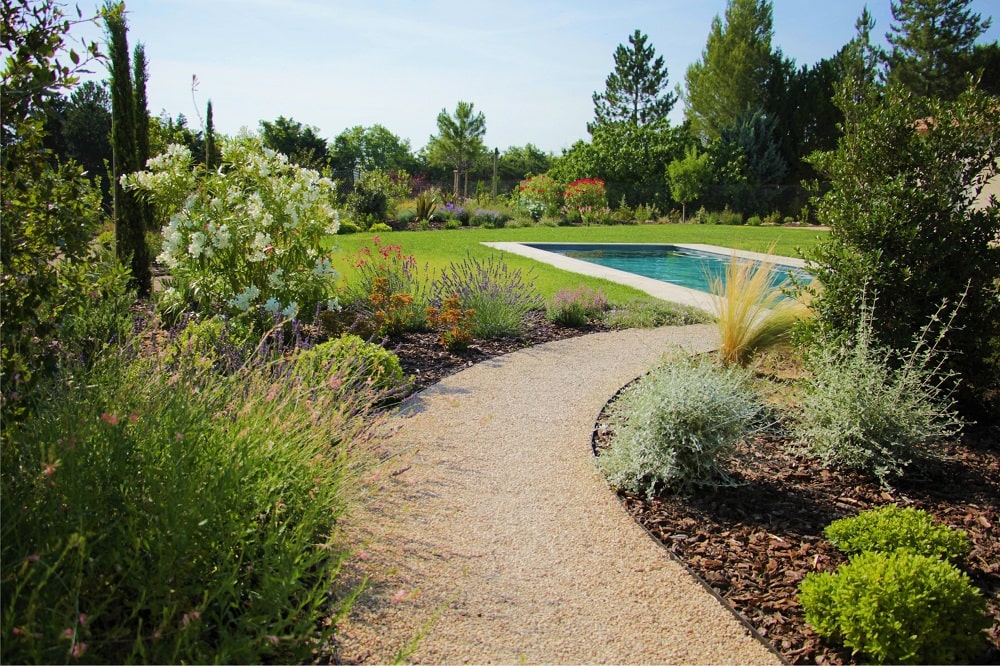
left=125, top=133, right=341, bottom=320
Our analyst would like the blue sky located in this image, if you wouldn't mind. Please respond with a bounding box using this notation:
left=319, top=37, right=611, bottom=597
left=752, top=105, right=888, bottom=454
left=74, top=0, right=998, bottom=154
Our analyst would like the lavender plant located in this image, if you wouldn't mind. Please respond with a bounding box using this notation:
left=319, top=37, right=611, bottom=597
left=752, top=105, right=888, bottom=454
left=432, top=253, right=543, bottom=338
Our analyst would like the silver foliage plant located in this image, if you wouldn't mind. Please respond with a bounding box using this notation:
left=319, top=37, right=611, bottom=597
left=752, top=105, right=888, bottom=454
left=796, top=298, right=966, bottom=485
left=598, top=357, right=764, bottom=498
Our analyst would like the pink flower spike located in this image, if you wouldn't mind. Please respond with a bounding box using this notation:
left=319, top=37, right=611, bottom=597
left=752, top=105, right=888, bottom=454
left=78, top=613, right=88, bottom=626
left=100, top=413, right=119, bottom=425
left=266, top=635, right=280, bottom=645
left=70, top=642, right=88, bottom=658
left=128, top=412, right=139, bottom=423
left=63, top=628, right=74, bottom=639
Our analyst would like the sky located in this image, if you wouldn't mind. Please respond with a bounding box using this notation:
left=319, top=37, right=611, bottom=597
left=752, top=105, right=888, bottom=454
left=72, top=0, right=999, bottom=154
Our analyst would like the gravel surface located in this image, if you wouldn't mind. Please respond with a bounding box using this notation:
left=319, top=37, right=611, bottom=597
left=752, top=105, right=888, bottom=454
left=333, top=325, right=780, bottom=664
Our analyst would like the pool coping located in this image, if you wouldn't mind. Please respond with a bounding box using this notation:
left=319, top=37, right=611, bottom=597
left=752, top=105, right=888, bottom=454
left=483, top=242, right=807, bottom=314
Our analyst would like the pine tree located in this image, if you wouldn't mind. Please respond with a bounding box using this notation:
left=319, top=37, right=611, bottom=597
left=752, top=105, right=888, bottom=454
left=590, top=29, right=676, bottom=131
left=426, top=101, right=486, bottom=196
left=683, top=0, right=775, bottom=139
left=104, top=1, right=150, bottom=296
left=886, top=0, right=991, bottom=99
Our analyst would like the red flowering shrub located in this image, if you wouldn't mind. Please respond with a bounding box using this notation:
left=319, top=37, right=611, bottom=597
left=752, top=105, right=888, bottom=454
left=563, top=178, right=607, bottom=212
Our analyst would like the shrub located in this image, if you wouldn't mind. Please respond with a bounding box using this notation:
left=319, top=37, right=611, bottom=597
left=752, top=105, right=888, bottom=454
left=517, top=173, right=562, bottom=220
left=396, top=209, right=416, bottom=225
left=633, top=203, right=658, bottom=223
left=338, top=219, right=361, bottom=234
left=345, top=168, right=410, bottom=222
left=796, top=301, right=965, bottom=484
left=710, top=253, right=812, bottom=367
left=747, top=214, right=763, bottom=226
left=807, top=84, right=1000, bottom=408
left=125, top=136, right=340, bottom=323
left=443, top=217, right=462, bottom=230
left=763, top=211, right=783, bottom=226
left=597, top=358, right=763, bottom=497
left=546, top=286, right=608, bottom=327
left=291, top=333, right=405, bottom=393
left=368, top=222, right=393, bottom=233
left=340, top=236, right=429, bottom=335
left=425, top=295, right=476, bottom=351
left=602, top=299, right=711, bottom=329
left=432, top=253, right=543, bottom=338
left=0, top=331, right=380, bottom=664
left=799, top=551, right=989, bottom=664
left=412, top=189, right=438, bottom=224
left=470, top=209, right=502, bottom=227
left=718, top=207, right=743, bottom=225
left=824, top=505, right=970, bottom=564
left=563, top=177, right=607, bottom=213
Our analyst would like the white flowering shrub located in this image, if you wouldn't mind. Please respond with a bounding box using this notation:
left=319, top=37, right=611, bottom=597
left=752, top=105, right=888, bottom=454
left=125, top=133, right=340, bottom=321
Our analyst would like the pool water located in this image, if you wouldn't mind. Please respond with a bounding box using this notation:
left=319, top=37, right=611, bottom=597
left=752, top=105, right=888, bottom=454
left=526, top=243, right=808, bottom=295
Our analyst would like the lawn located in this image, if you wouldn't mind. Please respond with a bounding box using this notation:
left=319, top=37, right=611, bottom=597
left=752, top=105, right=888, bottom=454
left=330, top=225, right=828, bottom=304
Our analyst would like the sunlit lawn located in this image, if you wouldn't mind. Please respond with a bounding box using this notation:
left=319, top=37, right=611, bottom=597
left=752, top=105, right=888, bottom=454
left=329, top=224, right=828, bottom=304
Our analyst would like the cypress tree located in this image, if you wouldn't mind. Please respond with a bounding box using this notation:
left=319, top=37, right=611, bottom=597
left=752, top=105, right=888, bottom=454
left=205, top=99, right=216, bottom=169
left=133, top=42, right=155, bottom=244
left=104, top=2, right=150, bottom=296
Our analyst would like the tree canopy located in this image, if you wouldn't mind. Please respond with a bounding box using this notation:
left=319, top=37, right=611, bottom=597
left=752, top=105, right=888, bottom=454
left=683, top=0, right=776, bottom=140
left=425, top=101, right=487, bottom=194
left=886, top=0, right=992, bottom=99
left=590, top=29, right=677, bottom=131
left=259, top=115, right=328, bottom=169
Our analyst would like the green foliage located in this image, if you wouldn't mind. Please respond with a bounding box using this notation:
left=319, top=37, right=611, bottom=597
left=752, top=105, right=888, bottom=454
left=517, top=173, right=563, bottom=220
left=432, top=254, right=543, bottom=338
left=104, top=1, right=151, bottom=297
left=711, top=108, right=787, bottom=216
left=1, top=1, right=126, bottom=425
left=807, top=83, right=1000, bottom=408
left=291, top=334, right=406, bottom=393
left=329, top=124, right=417, bottom=175
left=886, top=0, right=992, bottom=100
left=496, top=143, right=552, bottom=181
left=259, top=115, right=328, bottom=169
left=338, top=219, right=361, bottom=234
left=546, top=286, right=609, bottom=327
left=602, top=299, right=711, bottom=329
left=0, top=329, right=379, bottom=664
left=597, top=358, right=763, bottom=497
left=346, top=169, right=410, bottom=222
left=413, top=188, right=439, bottom=224
left=825, top=505, right=970, bottom=564
left=667, top=145, right=712, bottom=221
left=796, top=302, right=965, bottom=484
left=683, top=0, right=775, bottom=140
left=369, top=222, right=393, bottom=233
left=125, top=135, right=340, bottom=323
left=549, top=121, right=687, bottom=209
left=799, top=551, right=989, bottom=664
left=590, top=29, right=677, bottom=130
left=425, top=101, right=487, bottom=191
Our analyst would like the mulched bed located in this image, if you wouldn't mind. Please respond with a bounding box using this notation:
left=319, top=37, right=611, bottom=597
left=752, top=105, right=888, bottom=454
left=393, top=313, right=999, bottom=664
left=593, top=395, right=1000, bottom=665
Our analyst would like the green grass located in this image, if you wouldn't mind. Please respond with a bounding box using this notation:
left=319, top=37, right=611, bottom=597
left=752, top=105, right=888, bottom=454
left=330, top=225, right=827, bottom=305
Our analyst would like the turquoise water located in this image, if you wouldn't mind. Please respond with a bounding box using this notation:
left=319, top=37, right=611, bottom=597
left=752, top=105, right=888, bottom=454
left=526, top=243, right=809, bottom=295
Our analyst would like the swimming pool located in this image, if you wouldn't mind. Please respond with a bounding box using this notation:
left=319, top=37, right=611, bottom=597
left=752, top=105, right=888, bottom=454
left=524, top=243, right=809, bottom=293
left=483, top=242, right=809, bottom=313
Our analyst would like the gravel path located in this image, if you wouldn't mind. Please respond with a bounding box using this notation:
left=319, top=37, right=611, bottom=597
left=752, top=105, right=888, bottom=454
left=334, top=324, right=780, bottom=664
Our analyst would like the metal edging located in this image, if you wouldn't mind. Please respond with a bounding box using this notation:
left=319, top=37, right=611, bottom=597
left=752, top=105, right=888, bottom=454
left=591, top=375, right=791, bottom=666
